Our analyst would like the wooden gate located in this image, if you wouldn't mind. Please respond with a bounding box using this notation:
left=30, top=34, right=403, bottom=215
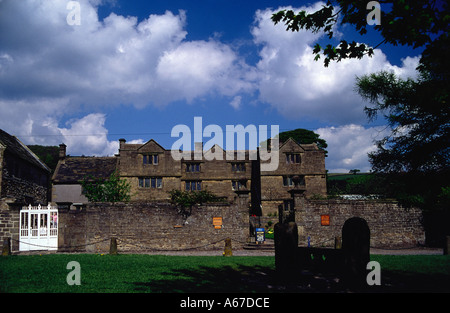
left=19, top=204, right=58, bottom=251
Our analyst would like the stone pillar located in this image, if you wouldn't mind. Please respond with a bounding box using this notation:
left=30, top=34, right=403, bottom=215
left=223, top=238, right=232, bottom=256
left=235, top=190, right=250, bottom=242
left=109, top=237, right=118, bottom=255
left=288, top=185, right=306, bottom=242
left=341, top=217, right=370, bottom=289
left=274, top=221, right=298, bottom=280
left=2, top=237, right=11, bottom=256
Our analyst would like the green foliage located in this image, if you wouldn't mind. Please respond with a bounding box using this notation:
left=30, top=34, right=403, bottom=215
left=356, top=70, right=449, bottom=174
left=28, top=145, right=59, bottom=172
left=169, top=189, right=223, bottom=218
left=277, top=128, right=328, bottom=156
left=81, top=171, right=131, bottom=203
left=271, top=0, right=448, bottom=67
left=273, top=1, right=449, bottom=244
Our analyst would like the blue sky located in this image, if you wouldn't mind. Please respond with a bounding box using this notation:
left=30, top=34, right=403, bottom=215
left=0, top=0, right=422, bottom=172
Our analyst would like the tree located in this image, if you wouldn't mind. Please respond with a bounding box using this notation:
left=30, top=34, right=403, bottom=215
left=271, top=0, right=448, bottom=67
left=169, top=189, right=222, bottom=218
left=278, top=128, right=328, bottom=156
left=28, top=145, right=60, bottom=173
left=272, top=0, right=449, bottom=245
left=349, top=169, right=360, bottom=175
left=81, top=171, right=131, bottom=202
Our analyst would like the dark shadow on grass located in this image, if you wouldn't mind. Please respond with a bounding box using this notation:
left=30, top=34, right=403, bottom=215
left=379, top=270, right=450, bottom=293
left=130, top=265, right=276, bottom=293
left=128, top=264, right=450, bottom=293
left=128, top=264, right=352, bottom=293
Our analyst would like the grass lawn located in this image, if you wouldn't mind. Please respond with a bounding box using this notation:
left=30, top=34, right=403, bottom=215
left=0, top=253, right=449, bottom=293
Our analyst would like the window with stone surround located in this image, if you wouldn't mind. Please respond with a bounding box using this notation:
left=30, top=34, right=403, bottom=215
left=232, top=180, right=247, bottom=190
left=185, top=180, right=201, bottom=191
left=186, top=163, right=200, bottom=172
left=283, top=175, right=305, bottom=187
left=286, top=153, right=300, bottom=164
left=138, top=177, right=162, bottom=188
left=143, top=154, right=158, bottom=165
left=231, top=162, right=246, bottom=172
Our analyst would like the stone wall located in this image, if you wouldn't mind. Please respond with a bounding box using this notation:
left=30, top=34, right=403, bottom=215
left=293, top=196, right=425, bottom=248
left=58, top=199, right=249, bottom=253
left=0, top=201, right=20, bottom=252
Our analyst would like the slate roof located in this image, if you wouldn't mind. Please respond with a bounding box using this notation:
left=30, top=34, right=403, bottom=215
left=0, top=129, right=50, bottom=173
left=52, top=157, right=118, bottom=184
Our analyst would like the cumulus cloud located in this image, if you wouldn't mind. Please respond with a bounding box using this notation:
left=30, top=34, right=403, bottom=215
left=12, top=112, right=120, bottom=157
left=0, top=0, right=420, bottom=168
left=0, top=0, right=254, bottom=154
left=251, top=6, right=420, bottom=124
left=316, top=124, right=390, bottom=172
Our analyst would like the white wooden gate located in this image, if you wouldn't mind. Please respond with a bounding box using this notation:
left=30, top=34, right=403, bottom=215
left=19, top=204, right=58, bottom=251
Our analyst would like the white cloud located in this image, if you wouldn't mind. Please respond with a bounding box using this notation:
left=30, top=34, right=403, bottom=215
left=0, top=0, right=420, bottom=164
left=0, top=0, right=255, bottom=155
left=230, top=96, right=242, bottom=110
left=6, top=111, right=120, bottom=157
left=316, top=124, right=390, bottom=172
left=59, top=113, right=119, bottom=156
left=251, top=6, right=420, bottom=124
left=0, top=1, right=256, bottom=109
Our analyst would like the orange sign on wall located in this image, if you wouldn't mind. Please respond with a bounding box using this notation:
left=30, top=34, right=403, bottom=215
left=321, top=215, right=330, bottom=226
left=213, top=217, right=222, bottom=229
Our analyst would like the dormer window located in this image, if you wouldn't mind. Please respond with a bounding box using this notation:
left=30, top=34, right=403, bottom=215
left=286, top=153, right=300, bottom=164
left=143, top=154, right=158, bottom=165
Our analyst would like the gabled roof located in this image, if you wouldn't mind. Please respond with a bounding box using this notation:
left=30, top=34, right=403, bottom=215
left=279, top=137, right=319, bottom=151
left=52, top=157, right=118, bottom=184
left=137, top=139, right=166, bottom=152
left=0, top=129, right=50, bottom=173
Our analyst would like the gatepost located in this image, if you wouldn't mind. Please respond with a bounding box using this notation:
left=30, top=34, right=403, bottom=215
left=341, top=217, right=370, bottom=288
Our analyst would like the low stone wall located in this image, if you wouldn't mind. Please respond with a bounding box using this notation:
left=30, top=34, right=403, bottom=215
left=58, top=201, right=249, bottom=253
left=295, top=198, right=425, bottom=248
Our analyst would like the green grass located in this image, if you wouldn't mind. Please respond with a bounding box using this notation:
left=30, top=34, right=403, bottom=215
left=370, top=254, right=450, bottom=292
left=1, top=254, right=449, bottom=293
left=0, top=254, right=275, bottom=293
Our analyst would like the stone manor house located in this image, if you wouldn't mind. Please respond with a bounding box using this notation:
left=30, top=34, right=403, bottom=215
left=52, top=137, right=327, bottom=215
left=0, top=129, right=425, bottom=253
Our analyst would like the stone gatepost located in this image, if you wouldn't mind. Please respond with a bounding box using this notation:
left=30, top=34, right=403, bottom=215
left=235, top=189, right=251, bottom=243
left=288, top=179, right=306, bottom=243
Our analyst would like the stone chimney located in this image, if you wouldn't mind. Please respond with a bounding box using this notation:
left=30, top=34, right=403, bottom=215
left=194, top=142, right=203, bottom=160
left=59, top=143, right=67, bottom=160
left=119, top=138, right=126, bottom=150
